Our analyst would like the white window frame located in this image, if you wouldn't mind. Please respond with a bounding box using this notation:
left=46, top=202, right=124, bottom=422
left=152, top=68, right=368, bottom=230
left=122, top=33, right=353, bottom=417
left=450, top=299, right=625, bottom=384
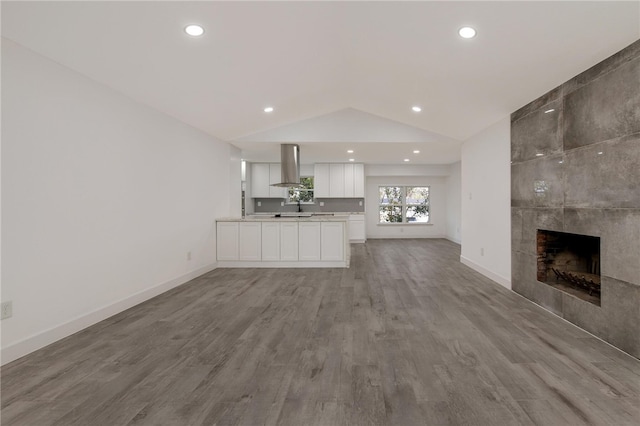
left=378, top=186, right=430, bottom=224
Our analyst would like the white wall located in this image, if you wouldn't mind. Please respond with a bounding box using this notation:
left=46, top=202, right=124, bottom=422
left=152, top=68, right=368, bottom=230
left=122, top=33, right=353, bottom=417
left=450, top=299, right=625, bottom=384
left=1, top=39, right=237, bottom=363
left=460, top=117, right=511, bottom=288
left=445, top=161, right=461, bottom=244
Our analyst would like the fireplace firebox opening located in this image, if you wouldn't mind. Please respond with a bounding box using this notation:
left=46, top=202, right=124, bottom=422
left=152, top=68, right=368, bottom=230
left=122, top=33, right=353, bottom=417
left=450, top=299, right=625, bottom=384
left=536, top=229, right=601, bottom=306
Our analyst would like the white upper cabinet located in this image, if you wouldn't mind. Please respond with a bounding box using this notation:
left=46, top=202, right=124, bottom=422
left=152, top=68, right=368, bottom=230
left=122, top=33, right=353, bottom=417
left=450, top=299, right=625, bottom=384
left=313, top=164, right=330, bottom=198
left=314, top=163, right=364, bottom=198
left=343, top=163, right=355, bottom=197
left=250, top=163, right=286, bottom=198
left=329, top=164, right=345, bottom=197
left=353, top=163, right=365, bottom=197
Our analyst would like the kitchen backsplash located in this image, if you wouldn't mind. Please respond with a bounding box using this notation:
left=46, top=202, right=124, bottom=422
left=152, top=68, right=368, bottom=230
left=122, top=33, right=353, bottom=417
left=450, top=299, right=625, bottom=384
left=253, top=198, right=365, bottom=213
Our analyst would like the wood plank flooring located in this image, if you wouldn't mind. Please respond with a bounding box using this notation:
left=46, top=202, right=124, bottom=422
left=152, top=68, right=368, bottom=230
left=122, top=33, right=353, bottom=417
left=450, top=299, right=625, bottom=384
left=2, top=239, right=639, bottom=425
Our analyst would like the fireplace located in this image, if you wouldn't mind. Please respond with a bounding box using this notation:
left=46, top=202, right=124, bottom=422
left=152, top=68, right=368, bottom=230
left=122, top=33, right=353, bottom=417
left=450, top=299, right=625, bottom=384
left=537, top=230, right=601, bottom=306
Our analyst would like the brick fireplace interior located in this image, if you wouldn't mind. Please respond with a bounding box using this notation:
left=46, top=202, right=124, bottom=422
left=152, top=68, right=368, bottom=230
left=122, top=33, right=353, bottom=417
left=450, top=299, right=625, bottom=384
left=536, top=230, right=600, bottom=306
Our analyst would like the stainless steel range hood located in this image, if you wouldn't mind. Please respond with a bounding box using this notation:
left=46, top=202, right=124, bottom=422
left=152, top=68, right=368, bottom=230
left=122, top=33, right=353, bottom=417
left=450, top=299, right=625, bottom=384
left=271, top=144, right=303, bottom=187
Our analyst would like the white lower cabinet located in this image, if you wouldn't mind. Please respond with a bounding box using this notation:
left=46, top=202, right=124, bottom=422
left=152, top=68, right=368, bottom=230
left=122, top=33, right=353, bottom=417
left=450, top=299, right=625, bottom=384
left=261, top=222, right=280, bottom=261
left=217, top=222, right=239, bottom=260
left=298, top=222, right=321, bottom=261
left=280, top=222, right=299, bottom=261
left=217, top=220, right=348, bottom=267
left=239, top=222, right=261, bottom=261
left=348, top=215, right=366, bottom=243
left=321, top=222, right=344, bottom=261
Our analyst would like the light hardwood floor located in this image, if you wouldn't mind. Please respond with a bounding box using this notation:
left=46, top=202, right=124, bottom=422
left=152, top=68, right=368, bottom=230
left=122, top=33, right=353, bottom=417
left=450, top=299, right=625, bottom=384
left=2, top=239, right=639, bottom=425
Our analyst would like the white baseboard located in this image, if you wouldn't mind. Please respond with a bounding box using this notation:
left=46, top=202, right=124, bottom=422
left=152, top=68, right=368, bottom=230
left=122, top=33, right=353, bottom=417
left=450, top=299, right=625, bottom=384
left=1, top=262, right=217, bottom=365
left=460, top=255, right=511, bottom=289
left=446, top=236, right=461, bottom=245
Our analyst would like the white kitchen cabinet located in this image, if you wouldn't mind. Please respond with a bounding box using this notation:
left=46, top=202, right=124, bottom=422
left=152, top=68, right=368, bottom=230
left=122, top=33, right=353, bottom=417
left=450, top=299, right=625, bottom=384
left=216, top=222, right=239, bottom=260
left=329, top=164, right=345, bottom=197
left=314, top=163, right=364, bottom=198
left=269, top=163, right=287, bottom=198
left=239, top=222, right=261, bottom=261
left=348, top=215, right=366, bottom=243
left=250, top=163, right=286, bottom=198
left=280, top=222, right=299, bottom=261
left=343, top=163, right=355, bottom=197
left=261, top=222, right=280, bottom=261
left=321, top=222, right=345, bottom=261
left=354, top=163, right=365, bottom=197
left=314, top=164, right=330, bottom=198
left=298, top=222, right=321, bottom=261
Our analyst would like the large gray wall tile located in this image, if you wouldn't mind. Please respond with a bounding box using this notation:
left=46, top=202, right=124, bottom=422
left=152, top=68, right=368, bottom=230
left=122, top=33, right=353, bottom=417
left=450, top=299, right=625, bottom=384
left=512, top=208, right=523, bottom=254
left=561, top=292, right=606, bottom=341
left=563, top=39, right=640, bottom=95
left=511, top=99, right=563, bottom=163
left=563, top=56, right=640, bottom=149
left=511, top=155, right=564, bottom=208
left=512, top=251, right=536, bottom=300
left=564, top=208, right=640, bottom=286
left=511, top=86, right=562, bottom=123
left=602, top=277, right=640, bottom=358
left=564, top=134, right=640, bottom=209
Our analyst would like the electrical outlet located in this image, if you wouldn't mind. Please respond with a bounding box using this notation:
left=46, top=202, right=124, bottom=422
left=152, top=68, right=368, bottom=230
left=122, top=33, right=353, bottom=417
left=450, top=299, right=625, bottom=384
left=480, top=248, right=485, bottom=256
left=257, top=201, right=262, bottom=207
left=187, top=251, right=192, bottom=261
left=280, top=201, right=284, bottom=206
left=359, top=201, right=363, bottom=206
left=319, top=201, right=324, bottom=207
left=1, top=301, right=13, bottom=320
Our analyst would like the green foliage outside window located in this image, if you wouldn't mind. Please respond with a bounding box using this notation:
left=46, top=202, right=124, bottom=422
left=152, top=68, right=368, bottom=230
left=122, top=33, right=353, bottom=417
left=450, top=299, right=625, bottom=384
left=288, top=177, right=314, bottom=203
left=379, top=186, right=429, bottom=223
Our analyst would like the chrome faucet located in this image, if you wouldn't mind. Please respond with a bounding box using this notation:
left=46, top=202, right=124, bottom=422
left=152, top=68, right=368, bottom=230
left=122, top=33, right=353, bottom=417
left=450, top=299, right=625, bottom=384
left=297, top=200, right=302, bottom=213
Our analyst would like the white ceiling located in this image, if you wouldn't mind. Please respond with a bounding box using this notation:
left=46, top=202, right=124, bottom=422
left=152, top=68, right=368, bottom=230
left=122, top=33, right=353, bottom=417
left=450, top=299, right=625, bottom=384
left=2, top=1, right=639, bottom=164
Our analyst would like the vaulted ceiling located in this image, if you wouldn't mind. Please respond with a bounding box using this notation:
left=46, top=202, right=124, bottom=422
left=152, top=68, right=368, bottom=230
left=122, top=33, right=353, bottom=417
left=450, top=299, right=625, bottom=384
left=3, top=2, right=638, bottom=164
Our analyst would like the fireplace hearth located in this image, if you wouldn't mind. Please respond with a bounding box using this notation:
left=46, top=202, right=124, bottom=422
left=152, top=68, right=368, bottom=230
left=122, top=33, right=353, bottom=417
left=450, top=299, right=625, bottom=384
left=537, top=229, right=601, bottom=306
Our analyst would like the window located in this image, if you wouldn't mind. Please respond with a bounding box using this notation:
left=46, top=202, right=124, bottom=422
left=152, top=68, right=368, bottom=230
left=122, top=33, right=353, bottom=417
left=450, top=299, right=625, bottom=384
left=288, top=176, right=314, bottom=203
left=379, top=186, right=429, bottom=223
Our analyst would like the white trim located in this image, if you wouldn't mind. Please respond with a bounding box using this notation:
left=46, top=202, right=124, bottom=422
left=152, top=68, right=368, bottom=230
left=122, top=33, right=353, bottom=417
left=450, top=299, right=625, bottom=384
left=460, top=255, right=511, bottom=289
left=1, top=263, right=217, bottom=365
left=446, top=236, right=461, bottom=245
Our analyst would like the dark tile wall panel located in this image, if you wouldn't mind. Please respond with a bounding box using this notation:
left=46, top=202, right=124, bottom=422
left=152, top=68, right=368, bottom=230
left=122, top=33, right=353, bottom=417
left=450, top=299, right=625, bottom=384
left=511, top=39, right=640, bottom=359
left=563, top=57, right=640, bottom=150
left=511, top=99, right=563, bottom=162
left=511, top=155, right=564, bottom=208
left=564, top=134, right=640, bottom=209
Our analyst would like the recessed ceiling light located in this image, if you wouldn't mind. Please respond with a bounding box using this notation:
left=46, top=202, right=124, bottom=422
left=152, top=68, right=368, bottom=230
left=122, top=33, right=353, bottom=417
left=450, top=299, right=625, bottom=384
left=347, top=150, right=354, bottom=153
left=544, top=109, right=555, bottom=114
left=535, top=153, right=544, bottom=157
left=458, top=26, right=477, bottom=39
left=184, top=25, right=205, bottom=37
left=559, top=160, right=564, bottom=164
left=263, top=107, right=274, bottom=113
left=412, top=106, right=422, bottom=112
left=404, top=159, right=410, bottom=162
left=348, top=158, right=355, bottom=162
left=413, top=150, right=420, bottom=154
left=598, top=151, right=603, bottom=155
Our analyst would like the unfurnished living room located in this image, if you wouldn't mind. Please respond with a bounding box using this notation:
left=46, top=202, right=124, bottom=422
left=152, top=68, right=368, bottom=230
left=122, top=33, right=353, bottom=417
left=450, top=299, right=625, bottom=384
left=2, top=2, right=639, bottom=425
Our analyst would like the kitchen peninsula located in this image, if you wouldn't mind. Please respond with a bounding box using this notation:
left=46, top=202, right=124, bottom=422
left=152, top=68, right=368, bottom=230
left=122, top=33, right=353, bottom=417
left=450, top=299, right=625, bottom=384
left=216, top=215, right=350, bottom=267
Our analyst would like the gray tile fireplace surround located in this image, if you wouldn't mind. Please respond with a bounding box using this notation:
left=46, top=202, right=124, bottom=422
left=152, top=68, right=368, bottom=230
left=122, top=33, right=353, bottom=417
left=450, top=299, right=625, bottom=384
left=511, top=39, right=640, bottom=358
